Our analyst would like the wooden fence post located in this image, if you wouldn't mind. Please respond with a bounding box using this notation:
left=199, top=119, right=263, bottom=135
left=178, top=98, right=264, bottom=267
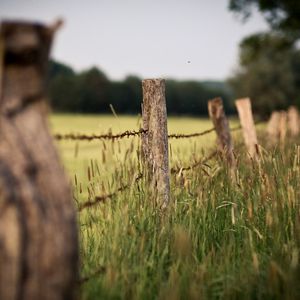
left=267, top=111, right=281, bottom=144
left=208, top=97, right=235, bottom=168
left=279, top=110, right=287, bottom=145
left=142, top=79, right=170, bottom=208
left=287, top=106, right=300, bottom=137
left=235, top=98, right=258, bottom=158
left=0, top=20, right=78, bottom=300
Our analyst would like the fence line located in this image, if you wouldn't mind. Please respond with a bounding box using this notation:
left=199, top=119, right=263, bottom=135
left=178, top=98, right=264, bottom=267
left=78, top=150, right=219, bottom=213
left=76, top=122, right=258, bottom=213
left=53, top=127, right=216, bottom=142
left=53, top=124, right=245, bottom=142
left=54, top=129, right=147, bottom=141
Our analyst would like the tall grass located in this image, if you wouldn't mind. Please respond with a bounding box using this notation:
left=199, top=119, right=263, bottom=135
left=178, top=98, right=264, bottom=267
left=52, top=115, right=300, bottom=299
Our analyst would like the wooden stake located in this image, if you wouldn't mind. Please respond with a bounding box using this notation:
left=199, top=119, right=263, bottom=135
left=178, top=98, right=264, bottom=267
left=235, top=98, right=258, bottom=158
left=142, top=79, right=170, bottom=208
left=287, top=106, right=300, bottom=137
left=208, top=97, right=235, bottom=167
left=279, top=110, right=287, bottom=145
left=267, top=111, right=281, bottom=144
left=0, top=20, right=78, bottom=300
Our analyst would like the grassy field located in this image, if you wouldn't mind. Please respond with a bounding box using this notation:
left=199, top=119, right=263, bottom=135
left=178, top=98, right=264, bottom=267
left=50, top=114, right=300, bottom=300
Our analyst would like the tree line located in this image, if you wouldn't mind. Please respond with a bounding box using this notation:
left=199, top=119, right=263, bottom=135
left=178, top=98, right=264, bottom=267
left=49, top=0, right=300, bottom=118
left=48, top=60, right=233, bottom=115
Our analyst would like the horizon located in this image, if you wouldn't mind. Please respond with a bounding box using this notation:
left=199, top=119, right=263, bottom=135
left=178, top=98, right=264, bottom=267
left=1, top=0, right=268, bottom=81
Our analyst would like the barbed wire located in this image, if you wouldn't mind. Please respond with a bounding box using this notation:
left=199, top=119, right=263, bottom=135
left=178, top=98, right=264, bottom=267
left=54, top=129, right=147, bottom=141
left=78, top=173, right=143, bottom=212
left=170, top=150, right=218, bottom=174
left=78, top=150, right=219, bottom=213
left=75, top=120, right=263, bottom=284
left=167, top=127, right=215, bottom=139
left=54, top=119, right=261, bottom=142
left=54, top=127, right=217, bottom=142
left=53, top=126, right=219, bottom=142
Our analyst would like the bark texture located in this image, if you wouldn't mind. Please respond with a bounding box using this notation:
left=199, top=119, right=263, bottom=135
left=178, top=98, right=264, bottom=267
left=235, top=98, right=258, bottom=158
left=208, top=98, right=235, bottom=167
left=0, top=20, right=78, bottom=300
left=142, top=79, right=170, bottom=208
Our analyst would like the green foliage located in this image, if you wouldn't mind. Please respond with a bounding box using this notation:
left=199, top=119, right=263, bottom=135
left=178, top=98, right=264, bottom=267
left=229, top=0, right=300, bottom=38
left=228, top=33, right=300, bottom=116
left=47, top=60, right=232, bottom=115
left=48, top=60, right=75, bottom=78
left=166, top=80, right=233, bottom=115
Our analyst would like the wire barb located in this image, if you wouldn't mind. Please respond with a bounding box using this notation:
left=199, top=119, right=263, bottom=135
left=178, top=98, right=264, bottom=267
left=54, top=120, right=262, bottom=142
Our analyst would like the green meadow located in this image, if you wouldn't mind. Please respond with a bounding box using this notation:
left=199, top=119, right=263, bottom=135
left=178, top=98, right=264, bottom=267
left=50, top=114, right=299, bottom=300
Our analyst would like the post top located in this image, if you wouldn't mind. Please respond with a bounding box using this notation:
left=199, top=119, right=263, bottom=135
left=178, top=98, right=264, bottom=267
left=142, top=78, right=165, bottom=83
left=235, top=97, right=250, bottom=104
left=0, top=18, right=63, bottom=45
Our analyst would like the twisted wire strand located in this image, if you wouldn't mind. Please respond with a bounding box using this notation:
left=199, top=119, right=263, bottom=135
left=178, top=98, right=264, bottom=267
left=78, top=173, right=143, bottom=212
left=54, top=118, right=262, bottom=141
left=54, top=129, right=147, bottom=141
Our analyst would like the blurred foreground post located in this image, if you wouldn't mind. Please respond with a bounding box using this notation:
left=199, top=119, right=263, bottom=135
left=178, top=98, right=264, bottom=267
left=142, top=79, right=170, bottom=208
left=287, top=106, right=300, bottom=137
left=0, top=20, right=78, bottom=300
left=235, top=98, right=258, bottom=158
left=267, top=111, right=281, bottom=144
left=208, top=97, right=235, bottom=169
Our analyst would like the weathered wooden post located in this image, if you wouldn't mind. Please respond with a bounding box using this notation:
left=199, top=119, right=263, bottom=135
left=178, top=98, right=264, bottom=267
left=208, top=97, right=235, bottom=168
left=142, top=79, right=170, bottom=208
left=279, top=110, right=287, bottom=145
left=0, top=20, right=78, bottom=300
left=235, top=98, right=258, bottom=158
left=287, top=106, right=300, bottom=137
left=267, top=111, right=281, bottom=144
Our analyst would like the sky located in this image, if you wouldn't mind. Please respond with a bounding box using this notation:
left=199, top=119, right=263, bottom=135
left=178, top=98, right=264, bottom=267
left=0, top=0, right=268, bottom=81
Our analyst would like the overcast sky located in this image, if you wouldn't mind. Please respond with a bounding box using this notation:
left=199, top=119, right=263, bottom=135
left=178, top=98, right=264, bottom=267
left=0, top=0, right=268, bottom=81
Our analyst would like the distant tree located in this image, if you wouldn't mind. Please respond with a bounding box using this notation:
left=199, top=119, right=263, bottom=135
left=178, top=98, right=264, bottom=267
left=229, top=0, right=300, bottom=38
left=109, top=81, right=133, bottom=113
left=76, top=67, right=111, bottom=113
left=124, top=76, right=143, bottom=112
left=228, top=33, right=300, bottom=116
left=48, top=60, right=78, bottom=111
left=49, top=75, right=80, bottom=112
left=48, top=60, right=75, bottom=79
left=47, top=60, right=231, bottom=115
left=166, top=80, right=232, bottom=116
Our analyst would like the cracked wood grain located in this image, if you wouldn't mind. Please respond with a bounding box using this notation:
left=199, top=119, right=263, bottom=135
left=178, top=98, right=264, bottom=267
left=0, top=20, right=78, bottom=300
left=142, top=79, right=170, bottom=208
